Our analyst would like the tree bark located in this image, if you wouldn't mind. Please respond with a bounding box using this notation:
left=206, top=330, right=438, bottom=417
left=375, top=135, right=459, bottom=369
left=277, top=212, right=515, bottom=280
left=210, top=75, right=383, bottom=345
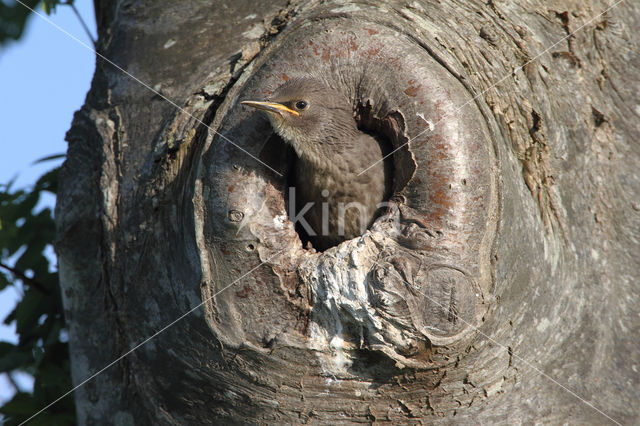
left=55, top=0, right=639, bottom=424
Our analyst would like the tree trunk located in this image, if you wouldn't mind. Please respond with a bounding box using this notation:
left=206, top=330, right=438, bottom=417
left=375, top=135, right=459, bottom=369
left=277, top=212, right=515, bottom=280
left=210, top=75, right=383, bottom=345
left=55, top=0, right=639, bottom=424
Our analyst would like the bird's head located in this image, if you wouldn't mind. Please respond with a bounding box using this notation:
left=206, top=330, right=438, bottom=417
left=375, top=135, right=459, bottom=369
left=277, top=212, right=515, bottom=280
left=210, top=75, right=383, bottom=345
left=242, top=78, right=358, bottom=164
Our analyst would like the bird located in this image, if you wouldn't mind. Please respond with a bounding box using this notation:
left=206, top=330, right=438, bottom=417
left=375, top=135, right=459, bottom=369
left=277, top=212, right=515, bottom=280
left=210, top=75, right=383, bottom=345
left=242, top=77, right=391, bottom=250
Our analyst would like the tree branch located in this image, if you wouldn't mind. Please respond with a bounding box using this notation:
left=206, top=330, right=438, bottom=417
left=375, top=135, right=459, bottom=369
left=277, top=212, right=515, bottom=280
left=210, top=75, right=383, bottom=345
left=0, top=262, right=50, bottom=295
left=62, top=0, right=96, bottom=46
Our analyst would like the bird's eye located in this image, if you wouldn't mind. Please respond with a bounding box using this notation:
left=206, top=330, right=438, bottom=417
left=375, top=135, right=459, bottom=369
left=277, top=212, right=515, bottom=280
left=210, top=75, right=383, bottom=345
left=295, top=100, right=308, bottom=110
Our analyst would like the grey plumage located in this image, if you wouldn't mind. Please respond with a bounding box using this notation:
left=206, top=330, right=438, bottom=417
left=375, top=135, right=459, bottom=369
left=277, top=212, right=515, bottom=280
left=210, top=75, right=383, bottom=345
left=242, top=78, right=390, bottom=250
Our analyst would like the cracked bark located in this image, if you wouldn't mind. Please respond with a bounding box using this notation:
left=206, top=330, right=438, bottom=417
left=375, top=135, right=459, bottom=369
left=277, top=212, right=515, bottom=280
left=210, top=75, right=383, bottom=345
left=55, top=0, right=639, bottom=424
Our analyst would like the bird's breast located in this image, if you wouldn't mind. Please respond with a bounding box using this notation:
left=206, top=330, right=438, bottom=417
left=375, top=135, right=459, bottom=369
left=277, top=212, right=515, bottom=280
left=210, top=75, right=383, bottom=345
left=293, top=154, right=386, bottom=249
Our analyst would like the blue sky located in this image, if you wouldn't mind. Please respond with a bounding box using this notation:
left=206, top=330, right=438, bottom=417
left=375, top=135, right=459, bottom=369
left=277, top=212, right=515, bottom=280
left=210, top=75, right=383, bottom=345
left=0, top=0, right=96, bottom=403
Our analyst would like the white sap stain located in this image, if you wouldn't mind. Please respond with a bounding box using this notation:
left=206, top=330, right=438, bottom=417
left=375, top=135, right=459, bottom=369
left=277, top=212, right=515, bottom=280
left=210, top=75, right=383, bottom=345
left=307, top=238, right=380, bottom=375
left=242, top=26, right=263, bottom=39
left=273, top=214, right=287, bottom=230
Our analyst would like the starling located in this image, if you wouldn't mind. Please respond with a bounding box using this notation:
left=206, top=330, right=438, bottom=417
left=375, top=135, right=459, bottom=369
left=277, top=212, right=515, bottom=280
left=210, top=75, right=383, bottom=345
left=242, top=78, right=390, bottom=250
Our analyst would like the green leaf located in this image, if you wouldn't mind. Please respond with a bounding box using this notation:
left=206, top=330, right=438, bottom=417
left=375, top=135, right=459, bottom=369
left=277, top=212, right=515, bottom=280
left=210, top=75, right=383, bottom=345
left=0, top=164, right=75, bottom=424
left=0, top=391, right=35, bottom=418
left=41, top=0, right=56, bottom=15
left=14, top=287, right=46, bottom=339
left=0, top=342, right=31, bottom=372
left=34, top=168, right=59, bottom=195
left=0, top=271, right=9, bottom=290
left=0, top=0, right=41, bottom=44
left=32, top=153, right=65, bottom=165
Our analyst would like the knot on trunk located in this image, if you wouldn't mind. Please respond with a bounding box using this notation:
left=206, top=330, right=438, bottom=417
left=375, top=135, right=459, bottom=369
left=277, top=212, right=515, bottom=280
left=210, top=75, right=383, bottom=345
left=188, top=13, right=498, bottom=372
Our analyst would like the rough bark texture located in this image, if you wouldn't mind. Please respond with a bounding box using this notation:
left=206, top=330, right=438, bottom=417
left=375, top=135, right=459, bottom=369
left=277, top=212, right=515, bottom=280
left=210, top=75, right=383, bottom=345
left=56, top=0, right=639, bottom=424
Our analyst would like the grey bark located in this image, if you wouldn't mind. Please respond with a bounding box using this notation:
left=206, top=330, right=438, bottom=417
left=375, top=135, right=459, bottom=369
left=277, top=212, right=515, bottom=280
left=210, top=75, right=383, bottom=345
left=55, top=0, right=640, bottom=424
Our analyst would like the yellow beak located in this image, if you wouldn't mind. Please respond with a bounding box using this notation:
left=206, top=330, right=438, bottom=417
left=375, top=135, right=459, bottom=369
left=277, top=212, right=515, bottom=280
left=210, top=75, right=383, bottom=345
left=241, top=100, right=300, bottom=116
